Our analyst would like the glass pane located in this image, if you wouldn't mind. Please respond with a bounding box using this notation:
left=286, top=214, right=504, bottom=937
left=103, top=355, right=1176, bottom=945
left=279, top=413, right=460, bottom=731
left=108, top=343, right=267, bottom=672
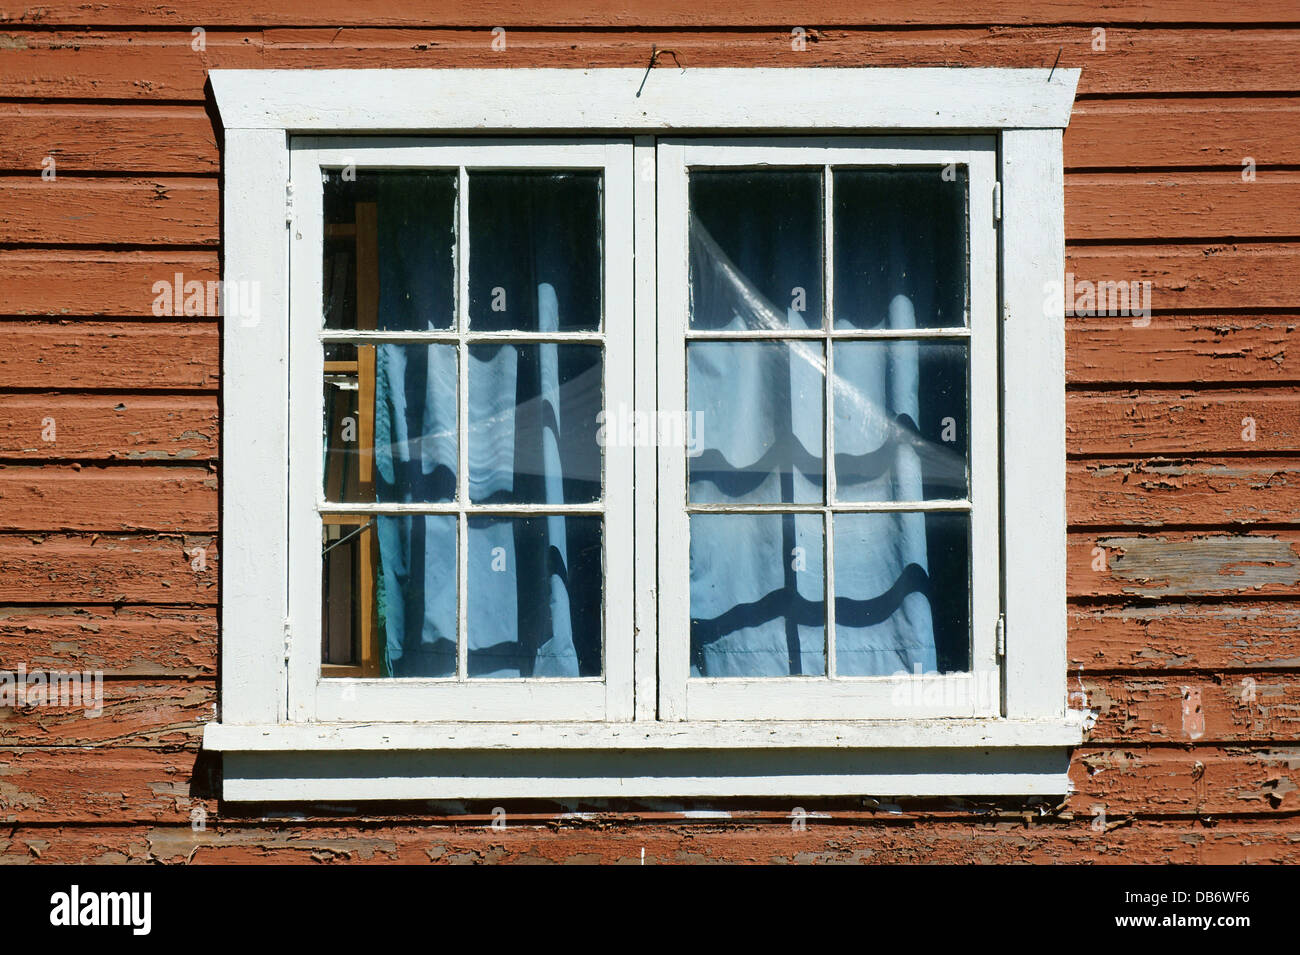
left=833, top=512, right=970, bottom=676
left=321, top=514, right=458, bottom=678
left=833, top=168, right=968, bottom=330
left=468, top=516, right=602, bottom=678
left=468, top=171, right=602, bottom=332
left=323, top=169, right=457, bottom=331
left=468, top=343, right=602, bottom=504
left=688, top=341, right=823, bottom=504
left=690, top=513, right=825, bottom=677
left=832, top=341, right=968, bottom=502
left=689, top=169, right=822, bottom=331
left=323, top=344, right=457, bottom=504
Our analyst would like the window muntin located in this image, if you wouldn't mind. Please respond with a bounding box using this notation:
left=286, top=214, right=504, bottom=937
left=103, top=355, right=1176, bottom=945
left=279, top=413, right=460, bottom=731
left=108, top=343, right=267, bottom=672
left=657, top=138, right=1000, bottom=721
left=288, top=139, right=635, bottom=722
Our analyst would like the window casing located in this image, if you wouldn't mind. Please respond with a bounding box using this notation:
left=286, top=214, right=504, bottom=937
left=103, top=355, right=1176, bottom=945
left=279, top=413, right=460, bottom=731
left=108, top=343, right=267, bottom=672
left=205, top=68, right=1085, bottom=800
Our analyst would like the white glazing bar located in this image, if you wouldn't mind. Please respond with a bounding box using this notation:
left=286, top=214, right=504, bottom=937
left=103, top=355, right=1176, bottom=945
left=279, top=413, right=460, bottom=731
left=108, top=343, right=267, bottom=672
left=686, top=500, right=972, bottom=515
left=456, top=165, right=470, bottom=683
left=683, top=327, right=970, bottom=341
left=320, top=502, right=606, bottom=515
left=823, top=164, right=837, bottom=680
left=321, top=330, right=604, bottom=344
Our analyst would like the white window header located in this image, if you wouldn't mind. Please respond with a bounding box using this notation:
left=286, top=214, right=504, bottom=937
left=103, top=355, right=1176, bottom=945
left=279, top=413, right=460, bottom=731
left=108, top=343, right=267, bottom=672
left=210, top=67, right=1080, bottom=132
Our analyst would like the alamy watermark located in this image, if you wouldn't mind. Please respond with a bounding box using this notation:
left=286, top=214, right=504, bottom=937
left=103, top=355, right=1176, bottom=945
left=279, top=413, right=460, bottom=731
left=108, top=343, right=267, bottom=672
left=597, top=405, right=705, bottom=455
left=1044, top=273, right=1153, bottom=326
left=0, top=664, right=103, bottom=717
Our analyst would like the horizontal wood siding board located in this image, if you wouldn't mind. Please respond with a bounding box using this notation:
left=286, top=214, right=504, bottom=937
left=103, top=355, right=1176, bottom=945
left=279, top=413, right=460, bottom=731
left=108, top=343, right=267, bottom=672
left=0, top=105, right=218, bottom=174
left=1, top=29, right=1299, bottom=99
left=0, top=679, right=210, bottom=748
left=0, top=465, right=217, bottom=531
left=1069, top=532, right=1300, bottom=599
left=1066, top=314, right=1300, bottom=385
left=0, top=250, right=219, bottom=317
left=0, top=394, right=217, bottom=460
left=0, top=177, right=218, bottom=246
left=1068, top=390, right=1300, bottom=455
left=0, top=534, right=217, bottom=604
left=1084, top=672, right=1300, bottom=744
left=1070, top=603, right=1300, bottom=671
left=0, top=321, right=219, bottom=390
left=0, top=605, right=216, bottom=676
left=1067, top=457, right=1300, bottom=528
left=3, top=1, right=1298, bottom=26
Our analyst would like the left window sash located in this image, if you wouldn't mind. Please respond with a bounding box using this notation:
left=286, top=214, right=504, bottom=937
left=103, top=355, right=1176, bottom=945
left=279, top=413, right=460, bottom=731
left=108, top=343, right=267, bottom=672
left=287, top=138, right=635, bottom=723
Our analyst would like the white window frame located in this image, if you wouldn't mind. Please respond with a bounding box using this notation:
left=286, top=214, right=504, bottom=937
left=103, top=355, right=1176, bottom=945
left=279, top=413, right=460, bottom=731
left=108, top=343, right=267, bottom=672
left=205, top=68, right=1085, bottom=801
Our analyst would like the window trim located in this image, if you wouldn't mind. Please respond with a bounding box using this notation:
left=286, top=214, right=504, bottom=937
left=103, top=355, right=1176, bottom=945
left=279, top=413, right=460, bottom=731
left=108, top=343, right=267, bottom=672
left=206, top=67, right=1084, bottom=801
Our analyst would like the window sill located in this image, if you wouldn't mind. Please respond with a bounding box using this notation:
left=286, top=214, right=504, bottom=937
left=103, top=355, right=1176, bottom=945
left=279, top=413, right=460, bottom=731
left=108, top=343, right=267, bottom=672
left=205, top=715, right=1087, bottom=801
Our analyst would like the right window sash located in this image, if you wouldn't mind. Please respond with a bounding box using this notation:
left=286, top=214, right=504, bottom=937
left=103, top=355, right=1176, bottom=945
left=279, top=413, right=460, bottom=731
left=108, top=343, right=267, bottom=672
left=656, top=137, right=1001, bottom=721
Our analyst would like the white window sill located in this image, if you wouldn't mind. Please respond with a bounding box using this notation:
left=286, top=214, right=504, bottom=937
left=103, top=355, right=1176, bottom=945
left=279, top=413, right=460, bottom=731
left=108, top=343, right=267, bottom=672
left=205, top=715, right=1088, bottom=801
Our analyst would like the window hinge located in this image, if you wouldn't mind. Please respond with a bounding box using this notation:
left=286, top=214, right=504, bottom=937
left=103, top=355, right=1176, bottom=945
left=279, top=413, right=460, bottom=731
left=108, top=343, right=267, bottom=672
left=995, top=613, right=1006, bottom=659
left=285, top=182, right=295, bottom=227
left=283, top=617, right=292, bottom=663
left=992, top=181, right=1002, bottom=222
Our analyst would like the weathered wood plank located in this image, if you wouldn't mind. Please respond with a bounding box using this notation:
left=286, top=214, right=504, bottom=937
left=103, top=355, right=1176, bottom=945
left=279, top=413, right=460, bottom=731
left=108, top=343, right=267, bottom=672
left=0, top=394, right=216, bottom=460
left=0, top=250, right=219, bottom=317
left=0, top=534, right=217, bottom=604
left=0, top=747, right=214, bottom=824
left=1069, top=390, right=1300, bottom=455
left=0, top=321, right=218, bottom=390
left=1069, top=746, right=1300, bottom=816
left=0, top=465, right=216, bottom=531
left=0, top=176, right=217, bottom=246
left=1069, top=532, right=1300, bottom=599
left=5, top=818, right=1297, bottom=865
left=1, top=28, right=1298, bottom=99
left=1071, top=603, right=1300, bottom=670
left=1067, top=173, right=1300, bottom=240
left=1083, top=672, right=1300, bottom=744
left=1068, top=458, right=1300, bottom=527
left=1067, top=314, right=1300, bottom=385
left=1065, top=243, right=1300, bottom=310
left=0, top=679, right=210, bottom=748
left=3, top=1, right=1296, bottom=27
left=1068, top=97, right=1300, bottom=169
left=0, top=605, right=216, bottom=676
left=0, top=105, right=218, bottom=174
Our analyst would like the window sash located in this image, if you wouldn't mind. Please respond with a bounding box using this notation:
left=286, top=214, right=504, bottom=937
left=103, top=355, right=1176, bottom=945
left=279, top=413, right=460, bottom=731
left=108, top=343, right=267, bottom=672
left=655, top=137, right=1002, bottom=721
left=287, top=138, right=637, bottom=723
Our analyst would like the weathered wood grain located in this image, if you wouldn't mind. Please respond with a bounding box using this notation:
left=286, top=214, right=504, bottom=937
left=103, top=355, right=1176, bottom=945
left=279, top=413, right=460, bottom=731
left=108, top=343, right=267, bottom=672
left=0, top=465, right=216, bottom=531
left=0, top=250, right=220, bottom=317
left=0, top=104, right=218, bottom=174
left=1071, top=603, right=1300, bottom=670
left=1069, top=390, right=1300, bottom=455
left=1083, top=672, right=1300, bottom=744
left=0, top=176, right=218, bottom=246
left=1067, top=314, right=1300, bottom=385
left=1069, top=532, right=1300, bottom=599
left=0, top=605, right=216, bottom=676
left=1, top=29, right=1298, bottom=99
left=0, top=679, right=210, bottom=748
left=1069, top=746, right=1300, bottom=816
left=0, top=394, right=217, bottom=460
left=1068, top=458, right=1300, bottom=527
left=0, top=747, right=214, bottom=823
left=0, top=534, right=217, bottom=604
left=0, top=321, right=218, bottom=390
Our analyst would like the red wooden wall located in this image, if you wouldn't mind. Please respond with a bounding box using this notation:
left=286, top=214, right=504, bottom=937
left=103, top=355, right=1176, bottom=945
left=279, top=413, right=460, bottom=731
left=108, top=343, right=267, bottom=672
left=0, top=2, right=1297, bottom=863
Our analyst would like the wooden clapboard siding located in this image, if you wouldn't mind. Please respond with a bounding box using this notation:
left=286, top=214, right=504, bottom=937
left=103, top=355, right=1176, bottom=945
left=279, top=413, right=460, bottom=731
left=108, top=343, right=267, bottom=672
left=0, top=0, right=1295, bottom=866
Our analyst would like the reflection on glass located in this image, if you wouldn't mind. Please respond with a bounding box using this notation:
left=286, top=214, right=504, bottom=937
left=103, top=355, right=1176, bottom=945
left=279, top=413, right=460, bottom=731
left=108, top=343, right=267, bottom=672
left=833, top=511, right=970, bottom=675
left=468, top=342, right=602, bottom=504
left=833, top=168, right=968, bottom=330
left=690, top=513, right=825, bottom=677
left=323, top=344, right=457, bottom=504
left=688, top=341, right=823, bottom=504
left=833, top=341, right=969, bottom=502
left=322, top=169, right=457, bottom=331
left=469, top=171, right=603, bottom=332
left=689, top=169, right=823, bottom=331
left=468, top=515, right=603, bottom=678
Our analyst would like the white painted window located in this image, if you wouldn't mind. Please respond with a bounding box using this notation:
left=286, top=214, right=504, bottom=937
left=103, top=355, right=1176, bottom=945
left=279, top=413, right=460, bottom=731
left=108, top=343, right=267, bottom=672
left=206, top=69, right=1085, bottom=800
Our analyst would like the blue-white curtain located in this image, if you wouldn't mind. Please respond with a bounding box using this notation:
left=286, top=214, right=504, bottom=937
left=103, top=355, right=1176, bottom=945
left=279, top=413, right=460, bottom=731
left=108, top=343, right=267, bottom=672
left=688, top=211, right=948, bottom=677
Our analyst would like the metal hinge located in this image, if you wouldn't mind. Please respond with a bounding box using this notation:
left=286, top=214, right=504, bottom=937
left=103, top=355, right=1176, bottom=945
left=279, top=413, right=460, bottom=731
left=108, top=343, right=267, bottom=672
left=283, top=617, right=292, bottom=663
left=992, top=180, right=1002, bottom=222
left=995, top=613, right=1006, bottom=659
left=285, top=182, right=295, bottom=227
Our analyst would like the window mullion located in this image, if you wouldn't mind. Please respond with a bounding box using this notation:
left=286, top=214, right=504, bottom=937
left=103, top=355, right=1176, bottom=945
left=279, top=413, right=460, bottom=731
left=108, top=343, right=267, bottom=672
left=823, top=163, right=837, bottom=681
left=456, top=164, right=471, bottom=683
